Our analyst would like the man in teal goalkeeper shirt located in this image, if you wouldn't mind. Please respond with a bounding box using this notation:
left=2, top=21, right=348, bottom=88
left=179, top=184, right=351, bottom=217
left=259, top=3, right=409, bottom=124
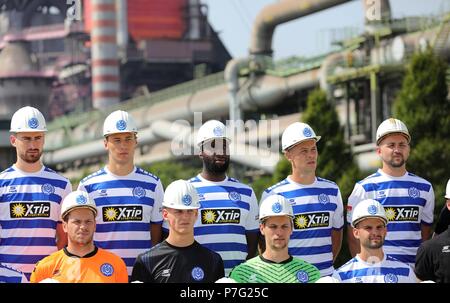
left=230, top=195, right=320, bottom=283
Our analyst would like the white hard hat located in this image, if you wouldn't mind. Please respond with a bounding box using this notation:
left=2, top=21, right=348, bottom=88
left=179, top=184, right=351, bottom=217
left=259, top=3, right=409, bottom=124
left=281, top=122, right=321, bottom=151
left=61, top=190, right=97, bottom=220
left=376, top=118, right=410, bottom=145
left=351, top=199, right=388, bottom=227
left=103, top=110, right=138, bottom=136
left=315, top=276, right=340, bottom=283
left=259, top=194, right=294, bottom=221
left=215, top=277, right=237, bottom=283
left=445, top=179, right=450, bottom=199
left=196, top=120, right=230, bottom=146
left=10, top=106, right=47, bottom=132
left=163, top=179, right=200, bottom=210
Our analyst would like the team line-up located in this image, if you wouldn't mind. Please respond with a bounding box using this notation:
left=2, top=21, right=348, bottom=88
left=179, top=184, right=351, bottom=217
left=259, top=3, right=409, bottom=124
left=0, top=106, right=448, bottom=283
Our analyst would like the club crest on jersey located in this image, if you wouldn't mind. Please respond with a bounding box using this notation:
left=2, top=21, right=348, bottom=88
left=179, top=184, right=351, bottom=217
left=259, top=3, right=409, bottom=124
left=201, top=209, right=240, bottom=224
left=296, top=270, right=309, bottom=283
left=103, top=205, right=143, bottom=221
left=41, top=183, right=55, bottom=195
left=132, top=186, right=146, bottom=198
left=318, top=194, right=330, bottom=204
left=100, top=263, right=114, bottom=277
left=384, top=206, right=419, bottom=222
left=408, top=187, right=420, bottom=199
left=384, top=273, right=398, bottom=283
left=182, top=194, right=192, bottom=206
left=28, top=117, right=39, bottom=129
left=10, top=202, right=50, bottom=218
left=294, top=211, right=330, bottom=229
left=191, top=267, right=204, bottom=281
left=228, top=191, right=241, bottom=201
left=116, top=119, right=127, bottom=131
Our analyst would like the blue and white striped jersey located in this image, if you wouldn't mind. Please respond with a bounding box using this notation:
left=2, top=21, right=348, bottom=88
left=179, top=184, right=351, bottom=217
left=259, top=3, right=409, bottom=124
left=262, top=176, right=344, bottom=276
left=162, top=175, right=259, bottom=276
left=78, top=166, right=164, bottom=276
left=0, top=165, right=72, bottom=281
left=0, top=263, right=27, bottom=283
left=332, top=254, right=417, bottom=283
left=347, top=169, right=434, bottom=266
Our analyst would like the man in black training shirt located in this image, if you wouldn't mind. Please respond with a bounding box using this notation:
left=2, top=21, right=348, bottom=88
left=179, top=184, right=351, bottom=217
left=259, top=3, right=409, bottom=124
left=415, top=179, right=450, bottom=283
left=131, top=179, right=224, bottom=282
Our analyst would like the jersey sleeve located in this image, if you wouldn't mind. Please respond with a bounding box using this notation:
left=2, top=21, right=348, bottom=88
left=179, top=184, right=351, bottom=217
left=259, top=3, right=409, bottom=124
left=260, top=188, right=272, bottom=205
left=346, top=183, right=367, bottom=225
left=331, top=270, right=343, bottom=282
left=212, top=253, right=225, bottom=281
left=414, top=242, right=435, bottom=281
left=115, top=257, right=129, bottom=283
left=150, top=180, right=164, bottom=224
left=332, top=187, right=344, bottom=229
left=29, top=260, right=50, bottom=283
left=421, top=184, right=435, bottom=225
left=245, top=190, right=260, bottom=232
left=57, top=181, right=73, bottom=224
left=130, top=254, right=153, bottom=283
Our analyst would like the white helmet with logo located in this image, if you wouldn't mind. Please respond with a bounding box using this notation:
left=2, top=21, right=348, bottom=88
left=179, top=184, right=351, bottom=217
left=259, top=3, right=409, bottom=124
left=10, top=106, right=47, bottom=132
left=445, top=179, right=450, bottom=199
left=259, top=194, right=294, bottom=221
left=196, top=120, right=230, bottom=146
left=281, top=122, right=321, bottom=151
left=103, top=110, right=138, bottom=136
left=376, top=118, right=410, bottom=145
left=61, top=190, right=97, bottom=220
left=351, top=199, right=388, bottom=227
left=163, top=179, right=200, bottom=210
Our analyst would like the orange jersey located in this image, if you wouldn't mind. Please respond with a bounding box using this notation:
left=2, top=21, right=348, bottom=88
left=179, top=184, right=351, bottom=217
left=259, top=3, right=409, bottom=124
left=30, top=247, right=128, bottom=283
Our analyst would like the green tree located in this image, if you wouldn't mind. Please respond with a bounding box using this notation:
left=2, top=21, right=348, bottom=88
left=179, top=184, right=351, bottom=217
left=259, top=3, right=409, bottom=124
left=393, top=48, right=450, bottom=215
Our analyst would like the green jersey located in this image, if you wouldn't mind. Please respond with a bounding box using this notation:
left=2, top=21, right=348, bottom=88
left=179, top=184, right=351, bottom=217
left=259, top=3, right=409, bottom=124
left=229, top=255, right=321, bottom=283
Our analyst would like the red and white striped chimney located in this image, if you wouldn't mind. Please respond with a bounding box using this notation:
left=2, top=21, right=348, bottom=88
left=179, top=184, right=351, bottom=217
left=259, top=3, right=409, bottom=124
left=90, top=0, right=120, bottom=110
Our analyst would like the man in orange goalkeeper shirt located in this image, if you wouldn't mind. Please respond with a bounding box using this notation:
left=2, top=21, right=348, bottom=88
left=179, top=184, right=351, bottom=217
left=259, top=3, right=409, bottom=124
left=30, top=191, right=128, bottom=283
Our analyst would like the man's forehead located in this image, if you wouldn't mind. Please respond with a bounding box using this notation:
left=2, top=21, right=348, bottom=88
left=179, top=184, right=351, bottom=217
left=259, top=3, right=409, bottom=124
left=15, top=132, right=45, bottom=137
left=380, top=133, right=409, bottom=144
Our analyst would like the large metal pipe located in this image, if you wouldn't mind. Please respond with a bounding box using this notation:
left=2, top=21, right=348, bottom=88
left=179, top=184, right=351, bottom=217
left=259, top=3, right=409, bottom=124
left=116, top=0, right=128, bottom=60
left=91, top=0, right=120, bottom=109
left=250, top=0, right=352, bottom=56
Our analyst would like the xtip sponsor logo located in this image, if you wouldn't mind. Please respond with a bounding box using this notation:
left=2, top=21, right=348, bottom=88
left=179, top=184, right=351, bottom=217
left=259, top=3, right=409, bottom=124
left=66, top=0, right=82, bottom=21
left=169, top=112, right=280, bottom=169
left=384, top=206, right=419, bottom=222
left=201, top=209, right=241, bottom=224
left=10, top=202, right=51, bottom=218
left=294, top=212, right=330, bottom=229
left=103, top=205, right=143, bottom=221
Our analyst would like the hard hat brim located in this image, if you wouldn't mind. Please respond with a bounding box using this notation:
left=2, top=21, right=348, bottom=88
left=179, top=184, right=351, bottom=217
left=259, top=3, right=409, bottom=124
left=162, top=203, right=200, bottom=210
left=352, top=216, right=388, bottom=227
left=283, top=136, right=321, bottom=151
left=197, top=137, right=231, bottom=147
left=376, top=131, right=410, bottom=145
left=61, top=205, right=97, bottom=220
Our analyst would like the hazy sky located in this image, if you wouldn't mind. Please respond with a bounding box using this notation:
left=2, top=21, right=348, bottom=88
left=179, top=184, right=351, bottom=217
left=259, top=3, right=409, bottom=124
left=203, top=0, right=449, bottom=60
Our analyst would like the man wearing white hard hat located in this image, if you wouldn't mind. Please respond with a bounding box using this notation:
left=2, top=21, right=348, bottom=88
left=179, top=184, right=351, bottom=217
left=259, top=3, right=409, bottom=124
left=163, top=120, right=259, bottom=276
left=78, top=110, right=164, bottom=277
left=131, top=180, right=224, bottom=282
left=433, top=178, right=450, bottom=235
left=347, top=118, right=435, bottom=268
left=230, top=195, right=320, bottom=283
left=30, top=191, right=128, bottom=283
left=333, top=199, right=417, bottom=283
left=415, top=179, right=450, bottom=283
left=261, top=122, right=344, bottom=277
left=0, top=106, right=72, bottom=281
